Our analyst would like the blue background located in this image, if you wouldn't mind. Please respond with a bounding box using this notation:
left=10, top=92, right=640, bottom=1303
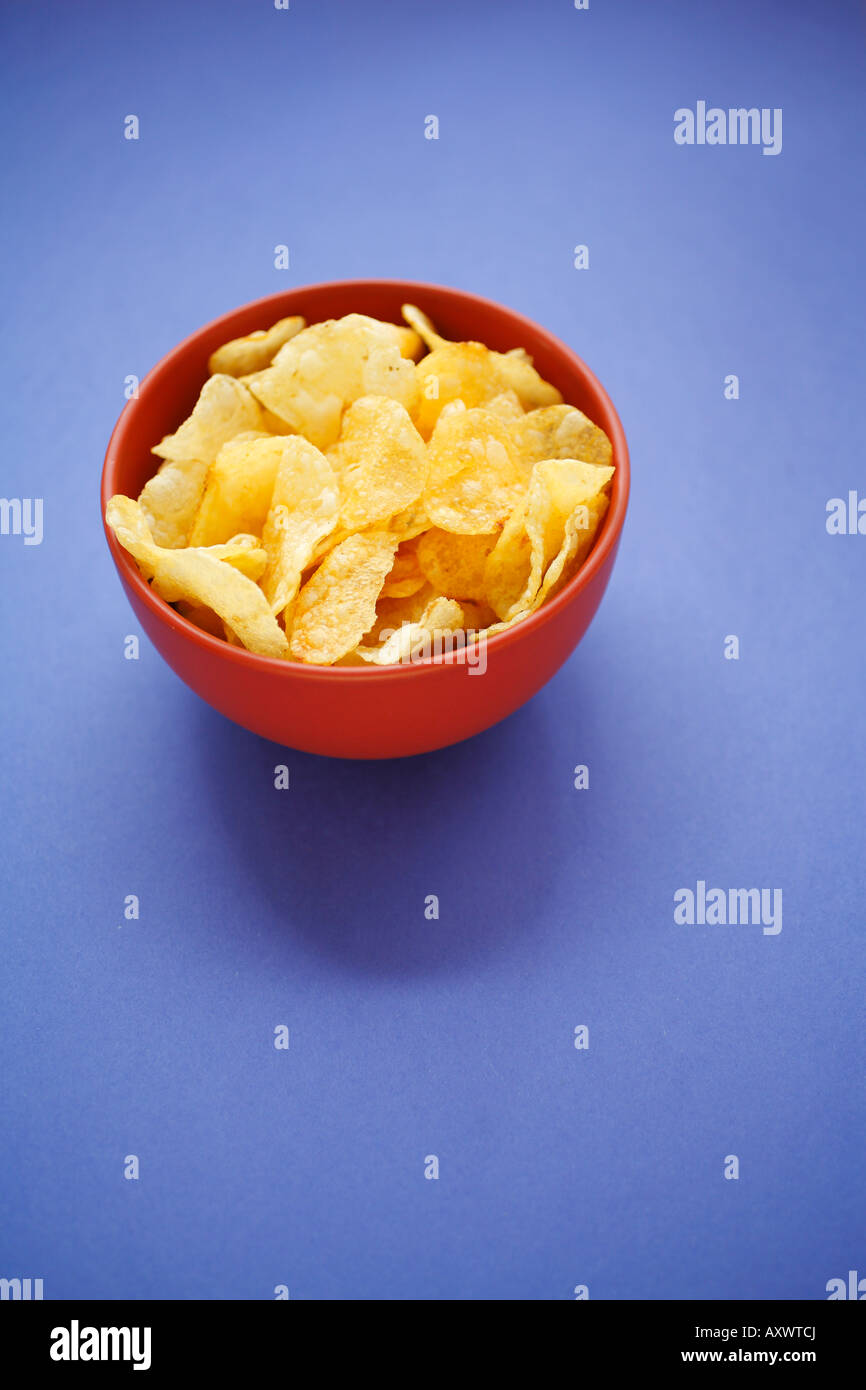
left=1, top=0, right=864, bottom=1300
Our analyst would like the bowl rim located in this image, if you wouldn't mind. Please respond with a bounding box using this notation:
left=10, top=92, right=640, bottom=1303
left=102, top=277, right=630, bottom=681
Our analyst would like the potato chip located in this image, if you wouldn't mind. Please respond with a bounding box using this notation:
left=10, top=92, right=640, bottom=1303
left=260, top=437, right=339, bottom=619
left=457, top=599, right=497, bottom=630
left=208, top=316, right=306, bottom=377
left=195, top=533, right=268, bottom=582
left=401, top=303, right=446, bottom=351
left=152, top=534, right=267, bottom=598
left=395, top=326, right=425, bottom=361
left=523, top=459, right=613, bottom=606
left=140, top=375, right=264, bottom=547
left=330, top=395, right=426, bottom=531
left=380, top=538, right=425, bottom=598
left=415, top=528, right=498, bottom=602
left=512, top=403, right=612, bottom=469
left=534, top=486, right=612, bottom=607
left=380, top=575, right=426, bottom=599
left=481, top=497, right=531, bottom=621
left=360, top=581, right=437, bottom=647
left=288, top=530, right=398, bottom=664
left=106, top=496, right=289, bottom=658
left=403, top=304, right=561, bottom=437
left=484, top=459, right=614, bottom=619
left=424, top=406, right=525, bottom=534
left=355, top=595, right=466, bottom=665
left=248, top=314, right=417, bottom=449
left=188, top=432, right=285, bottom=546
left=387, top=499, right=430, bottom=542
left=485, top=390, right=524, bottom=421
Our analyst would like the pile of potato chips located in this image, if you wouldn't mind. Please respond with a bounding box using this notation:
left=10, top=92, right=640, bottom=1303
left=106, top=305, right=615, bottom=665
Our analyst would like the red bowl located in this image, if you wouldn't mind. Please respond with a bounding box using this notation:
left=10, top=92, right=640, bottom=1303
left=102, top=279, right=630, bottom=759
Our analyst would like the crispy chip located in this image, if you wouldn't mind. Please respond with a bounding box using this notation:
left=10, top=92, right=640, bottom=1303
left=380, top=538, right=425, bottom=598
left=288, top=530, right=398, bottom=664
left=355, top=595, right=466, bottom=665
left=485, top=390, right=524, bottom=421
left=395, top=326, right=425, bottom=361
left=260, top=437, right=339, bottom=619
left=403, top=304, right=561, bottom=437
left=484, top=459, right=614, bottom=619
left=534, top=487, right=611, bottom=607
left=208, top=316, right=306, bottom=377
left=401, top=303, right=447, bottom=351
left=248, top=314, right=418, bottom=449
left=195, top=533, right=268, bottom=582
left=512, top=403, right=613, bottom=469
left=415, top=527, right=498, bottom=602
left=141, top=376, right=264, bottom=547
left=151, top=374, right=263, bottom=464
left=330, top=395, right=426, bottom=531
left=481, top=498, right=531, bottom=621
left=457, top=599, right=497, bottom=630
left=360, top=582, right=437, bottom=647
left=188, top=433, right=285, bottom=546
left=424, top=406, right=525, bottom=534
left=106, top=496, right=289, bottom=658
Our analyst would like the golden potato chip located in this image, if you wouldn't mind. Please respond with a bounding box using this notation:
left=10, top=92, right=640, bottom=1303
left=387, top=499, right=430, bottom=542
left=401, top=303, right=446, bottom=351
left=330, top=395, right=426, bottom=531
left=106, top=496, right=289, bottom=658
left=457, top=599, right=497, bottom=630
left=141, top=375, right=264, bottom=547
left=512, top=403, right=612, bottom=469
left=208, top=315, right=306, bottom=377
left=522, top=459, right=612, bottom=608
left=288, top=530, right=399, bottom=664
left=188, top=433, right=285, bottom=546
left=395, top=326, right=425, bottom=361
left=360, top=581, right=437, bottom=647
left=482, top=491, right=612, bottom=642
left=248, top=314, right=418, bottom=449
left=534, top=487, right=612, bottom=608
left=403, top=304, right=561, bottom=437
left=481, top=497, right=531, bottom=621
left=355, top=595, right=466, bottom=665
left=485, top=390, right=524, bottom=421
left=151, top=374, right=263, bottom=465
left=484, top=459, right=614, bottom=619
left=260, top=437, right=339, bottom=619
left=380, top=575, right=426, bottom=599
left=424, top=406, right=525, bottom=534
left=195, top=533, right=268, bottom=582
left=380, top=538, right=425, bottom=598
left=415, top=527, right=498, bottom=602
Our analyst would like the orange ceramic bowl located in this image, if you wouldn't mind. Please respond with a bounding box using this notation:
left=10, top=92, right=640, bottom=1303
left=102, top=280, right=630, bottom=759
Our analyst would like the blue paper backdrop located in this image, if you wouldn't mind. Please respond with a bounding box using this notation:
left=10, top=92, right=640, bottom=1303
left=1, top=0, right=863, bottom=1300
